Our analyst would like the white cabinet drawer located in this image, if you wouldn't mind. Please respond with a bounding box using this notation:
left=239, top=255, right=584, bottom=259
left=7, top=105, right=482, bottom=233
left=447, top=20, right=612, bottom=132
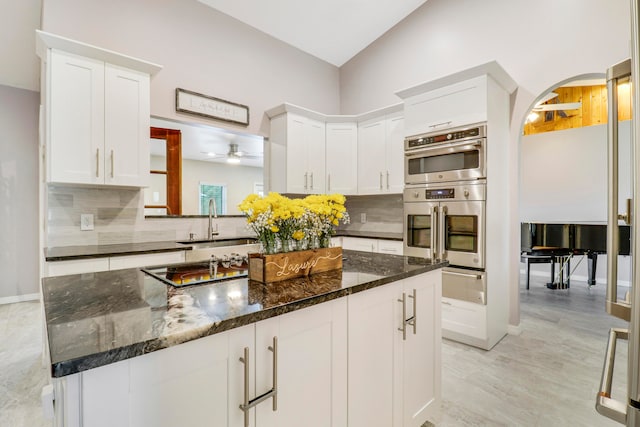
left=45, top=258, right=110, bottom=277
left=441, top=297, right=486, bottom=340
left=377, top=240, right=403, bottom=255
left=109, top=251, right=185, bottom=270
left=341, top=237, right=378, bottom=252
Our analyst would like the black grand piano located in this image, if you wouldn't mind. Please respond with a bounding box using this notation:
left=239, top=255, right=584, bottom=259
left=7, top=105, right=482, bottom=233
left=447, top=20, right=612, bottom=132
left=520, top=222, right=630, bottom=289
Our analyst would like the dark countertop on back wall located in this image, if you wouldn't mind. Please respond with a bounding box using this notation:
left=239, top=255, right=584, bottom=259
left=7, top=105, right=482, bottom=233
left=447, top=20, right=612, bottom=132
left=41, top=250, right=446, bottom=378
left=335, top=230, right=403, bottom=241
left=45, top=232, right=402, bottom=261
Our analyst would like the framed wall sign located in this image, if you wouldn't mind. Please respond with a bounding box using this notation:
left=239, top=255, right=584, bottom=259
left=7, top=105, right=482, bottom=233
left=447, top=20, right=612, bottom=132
left=175, top=88, right=249, bottom=126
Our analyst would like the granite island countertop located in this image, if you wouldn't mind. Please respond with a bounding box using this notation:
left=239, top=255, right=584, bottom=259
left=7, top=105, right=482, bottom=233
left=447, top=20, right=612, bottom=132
left=42, top=250, right=447, bottom=378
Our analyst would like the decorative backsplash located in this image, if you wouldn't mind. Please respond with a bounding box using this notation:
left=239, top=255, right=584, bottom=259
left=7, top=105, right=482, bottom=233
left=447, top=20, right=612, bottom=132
left=338, top=194, right=403, bottom=234
left=46, top=186, right=403, bottom=247
left=46, top=186, right=250, bottom=248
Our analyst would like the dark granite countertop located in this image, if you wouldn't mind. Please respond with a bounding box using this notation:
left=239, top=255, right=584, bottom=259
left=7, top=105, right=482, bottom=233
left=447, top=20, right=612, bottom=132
left=44, top=236, right=256, bottom=261
left=45, top=233, right=400, bottom=262
left=44, top=241, right=190, bottom=261
left=42, top=250, right=446, bottom=377
left=334, top=230, right=403, bottom=241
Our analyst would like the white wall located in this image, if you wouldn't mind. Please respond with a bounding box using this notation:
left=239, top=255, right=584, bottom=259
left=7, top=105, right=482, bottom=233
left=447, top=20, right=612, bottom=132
left=0, top=85, right=40, bottom=300
left=40, top=0, right=341, bottom=137
left=339, top=0, right=631, bottom=327
left=520, top=122, right=632, bottom=222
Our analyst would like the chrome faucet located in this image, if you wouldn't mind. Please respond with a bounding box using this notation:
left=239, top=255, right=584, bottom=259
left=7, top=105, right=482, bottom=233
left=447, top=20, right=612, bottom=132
left=208, top=198, right=219, bottom=239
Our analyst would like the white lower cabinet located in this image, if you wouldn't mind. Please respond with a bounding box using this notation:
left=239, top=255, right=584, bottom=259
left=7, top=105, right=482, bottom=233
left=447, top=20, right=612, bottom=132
left=45, top=251, right=186, bottom=277
left=109, top=251, right=185, bottom=270
left=341, top=237, right=378, bottom=252
left=340, top=237, right=404, bottom=255
left=51, top=272, right=440, bottom=427
left=348, top=271, right=441, bottom=427
left=255, top=298, right=347, bottom=427
left=45, top=258, right=110, bottom=277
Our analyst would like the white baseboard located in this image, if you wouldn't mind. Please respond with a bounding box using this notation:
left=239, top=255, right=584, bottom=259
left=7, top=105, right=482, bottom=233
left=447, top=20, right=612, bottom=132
left=0, top=293, right=40, bottom=305
left=507, top=323, right=523, bottom=336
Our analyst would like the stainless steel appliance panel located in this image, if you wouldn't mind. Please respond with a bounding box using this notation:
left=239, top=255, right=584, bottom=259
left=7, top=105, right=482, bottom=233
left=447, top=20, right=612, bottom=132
left=404, top=181, right=485, bottom=269
left=404, top=123, right=486, bottom=185
left=442, top=267, right=486, bottom=305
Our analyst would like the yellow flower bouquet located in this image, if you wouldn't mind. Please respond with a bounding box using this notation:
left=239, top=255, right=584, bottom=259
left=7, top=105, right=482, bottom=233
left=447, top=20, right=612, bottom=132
left=238, top=192, right=350, bottom=254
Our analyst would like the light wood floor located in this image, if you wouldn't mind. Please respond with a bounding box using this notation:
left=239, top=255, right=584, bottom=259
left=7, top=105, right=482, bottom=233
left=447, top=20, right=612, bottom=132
left=0, top=272, right=631, bottom=427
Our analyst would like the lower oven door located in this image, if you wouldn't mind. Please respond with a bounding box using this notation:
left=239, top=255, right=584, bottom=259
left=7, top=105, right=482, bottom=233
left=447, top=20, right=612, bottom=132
left=442, top=267, right=486, bottom=305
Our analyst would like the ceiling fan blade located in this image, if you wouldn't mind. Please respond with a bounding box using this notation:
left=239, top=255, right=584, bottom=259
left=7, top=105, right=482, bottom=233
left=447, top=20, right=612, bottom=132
left=533, top=102, right=581, bottom=112
left=534, top=92, right=559, bottom=107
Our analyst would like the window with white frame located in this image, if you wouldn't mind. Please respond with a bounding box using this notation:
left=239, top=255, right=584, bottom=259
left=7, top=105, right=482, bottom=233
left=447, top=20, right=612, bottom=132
left=199, top=183, right=227, bottom=215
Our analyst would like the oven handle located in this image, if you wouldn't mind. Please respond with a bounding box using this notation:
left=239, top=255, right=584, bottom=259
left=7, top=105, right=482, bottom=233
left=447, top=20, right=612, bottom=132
left=443, top=270, right=483, bottom=280
left=439, top=205, right=447, bottom=259
left=405, top=139, right=483, bottom=157
left=431, top=206, right=438, bottom=260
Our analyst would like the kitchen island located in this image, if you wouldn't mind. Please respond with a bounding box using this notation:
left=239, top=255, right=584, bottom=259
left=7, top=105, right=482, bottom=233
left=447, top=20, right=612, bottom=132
left=42, top=250, right=446, bottom=427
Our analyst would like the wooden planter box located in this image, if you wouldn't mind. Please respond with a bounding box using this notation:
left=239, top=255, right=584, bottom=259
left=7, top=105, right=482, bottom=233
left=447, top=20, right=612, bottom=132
left=248, top=247, right=343, bottom=283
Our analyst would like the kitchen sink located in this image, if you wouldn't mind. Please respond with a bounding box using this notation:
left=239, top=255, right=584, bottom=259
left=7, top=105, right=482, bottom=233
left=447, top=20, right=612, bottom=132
left=177, top=238, right=257, bottom=249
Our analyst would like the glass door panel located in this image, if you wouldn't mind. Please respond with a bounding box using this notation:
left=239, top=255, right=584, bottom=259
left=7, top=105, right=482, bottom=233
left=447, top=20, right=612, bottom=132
left=445, top=215, right=477, bottom=253
left=407, top=214, right=431, bottom=249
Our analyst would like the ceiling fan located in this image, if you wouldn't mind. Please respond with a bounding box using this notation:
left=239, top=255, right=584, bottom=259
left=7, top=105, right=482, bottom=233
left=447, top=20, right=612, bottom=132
left=526, top=91, right=582, bottom=123
left=531, top=92, right=581, bottom=116
left=201, top=143, right=262, bottom=163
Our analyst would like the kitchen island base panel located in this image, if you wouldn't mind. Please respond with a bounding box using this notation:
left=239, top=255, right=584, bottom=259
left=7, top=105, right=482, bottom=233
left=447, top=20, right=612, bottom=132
left=47, top=269, right=441, bottom=427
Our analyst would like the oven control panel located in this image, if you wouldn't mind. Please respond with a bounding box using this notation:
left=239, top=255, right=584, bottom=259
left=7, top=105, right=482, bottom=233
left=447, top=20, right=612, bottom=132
left=425, top=188, right=455, bottom=199
left=406, top=125, right=484, bottom=149
left=404, top=182, right=486, bottom=202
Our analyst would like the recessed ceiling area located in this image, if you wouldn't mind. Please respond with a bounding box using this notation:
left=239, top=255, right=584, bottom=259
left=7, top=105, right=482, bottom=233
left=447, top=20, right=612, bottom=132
left=197, top=0, right=429, bottom=66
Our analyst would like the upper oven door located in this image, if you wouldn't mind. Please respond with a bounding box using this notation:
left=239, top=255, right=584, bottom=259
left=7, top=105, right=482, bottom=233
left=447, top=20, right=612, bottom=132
left=440, top=199, right=485, bottom=269
left=404, top=138, right=486, bottom=184
left=404, top=200, right=439, bottom=259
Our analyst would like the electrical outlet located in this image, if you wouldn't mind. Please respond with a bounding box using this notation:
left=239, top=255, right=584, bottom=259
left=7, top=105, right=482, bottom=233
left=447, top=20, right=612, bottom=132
left=360, top=213, right=367, bottom=223
left=80, top=214, right=94, bottom=231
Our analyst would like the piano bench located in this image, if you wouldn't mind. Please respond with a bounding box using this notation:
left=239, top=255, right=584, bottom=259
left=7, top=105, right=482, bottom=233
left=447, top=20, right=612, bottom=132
left=520, top=253, right=554, bottom=290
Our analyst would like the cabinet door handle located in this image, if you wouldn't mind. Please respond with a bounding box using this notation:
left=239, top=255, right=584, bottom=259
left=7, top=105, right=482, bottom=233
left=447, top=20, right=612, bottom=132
left=327, top=174, right=331, bottom=192
left=96, top=148, right=100, bottom=178
left=379, top=172, right=383, bottom=190
left=408, top=288, right=417, bottom=335
left=304, top=172, right=308, bottom=190
left=398, top=292, right=407, bottom=340
left=239, top=336, right=278, bottom=426
left=310, top=172, right=314, bottom=190
left=429, top=121, right=452, bottom=129
left=110, top=149, right=114, bottom=178
left=386, top=171, right=390, bottom=190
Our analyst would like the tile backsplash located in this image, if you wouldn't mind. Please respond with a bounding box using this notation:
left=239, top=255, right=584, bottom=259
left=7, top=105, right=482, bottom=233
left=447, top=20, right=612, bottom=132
left=338, top=194, right=403, bottom=234
left=46, top=186, right=403, bottom=247
left=46, top=186, right=250, bottom=247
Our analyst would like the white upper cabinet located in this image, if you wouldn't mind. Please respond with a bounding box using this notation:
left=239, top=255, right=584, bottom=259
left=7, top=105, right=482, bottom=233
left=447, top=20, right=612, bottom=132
left=325, top=122, right=358, bottom=194
left=266, top=103, right=403, bottom=196
left=37, top=31, right=160, bottom=187
left=270, top=112, right=326, bottom=194
left=48, top=51, right=105, bottom=185
left=402, top=75, right=487, bottom=137
left=357, top=112, right=405, bottom=195
left=104, top=64, right=151, bottom=186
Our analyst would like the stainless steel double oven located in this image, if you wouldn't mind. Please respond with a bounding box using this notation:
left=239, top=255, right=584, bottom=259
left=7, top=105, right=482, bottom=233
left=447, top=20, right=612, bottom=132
left=403, top=123, right=487, bottom=305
